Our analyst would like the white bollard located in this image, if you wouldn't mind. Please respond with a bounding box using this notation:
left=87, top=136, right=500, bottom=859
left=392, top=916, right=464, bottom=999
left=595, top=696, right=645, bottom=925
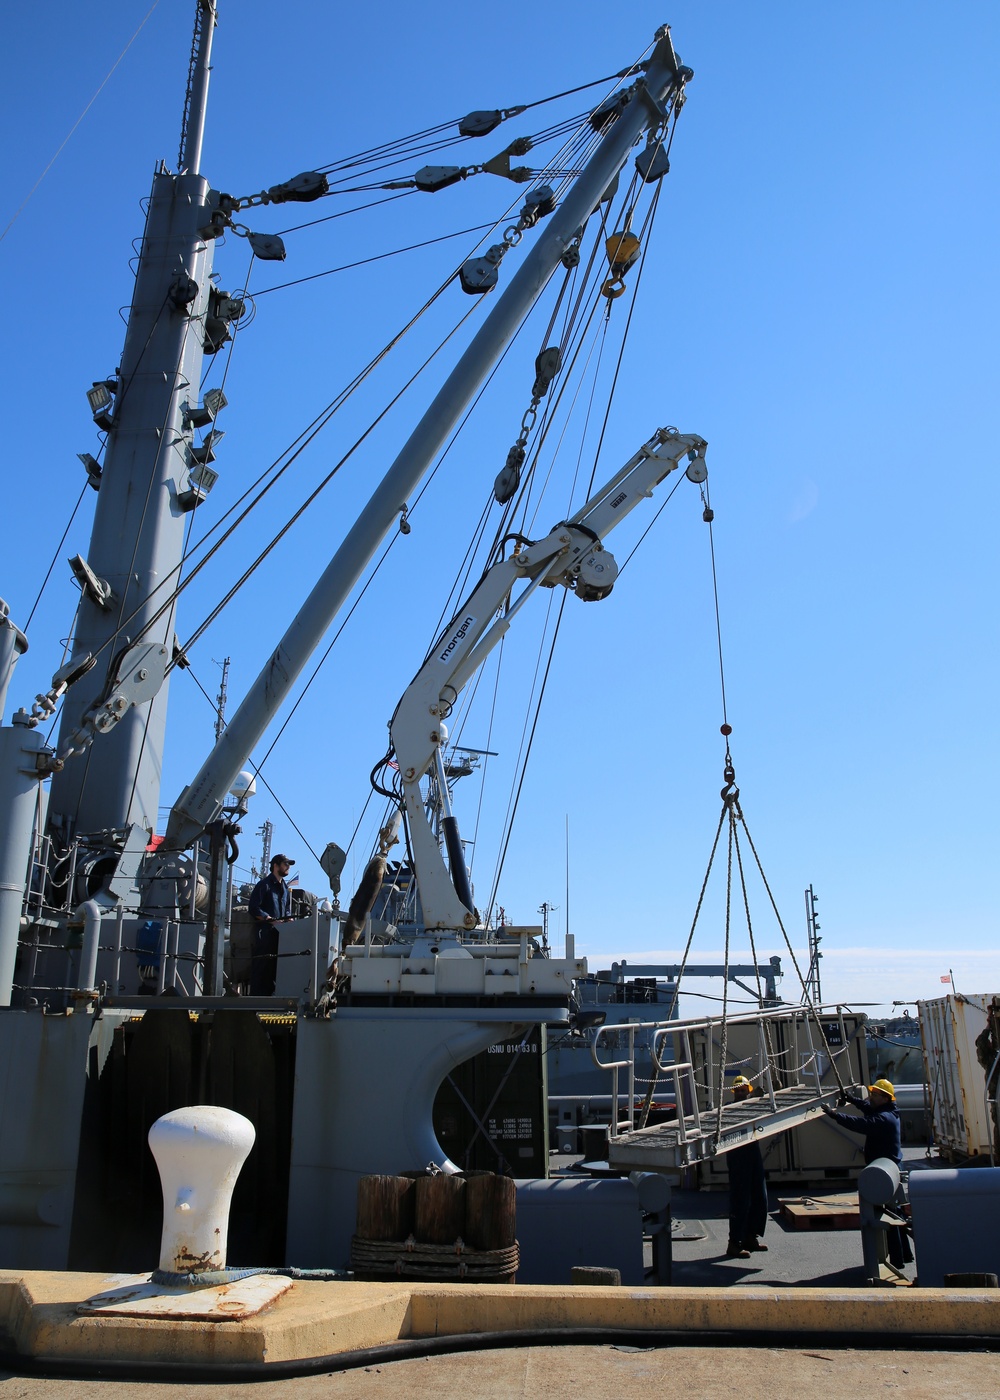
left=147, top=1105, right=255, bottom=1278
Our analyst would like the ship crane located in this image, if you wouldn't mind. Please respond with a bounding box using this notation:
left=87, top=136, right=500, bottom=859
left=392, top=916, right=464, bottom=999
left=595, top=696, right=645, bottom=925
left=388, top=426, right=708, bottom=933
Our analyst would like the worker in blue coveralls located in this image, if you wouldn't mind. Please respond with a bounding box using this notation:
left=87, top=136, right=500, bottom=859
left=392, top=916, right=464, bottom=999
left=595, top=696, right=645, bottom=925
left=822, top=1078, right=902, bottom=1165
left=823, top=1078, right=912, bottom=1266
left=726, top=1074, right=769, bottom=1260
left=247, top=854, right=295, bottom=995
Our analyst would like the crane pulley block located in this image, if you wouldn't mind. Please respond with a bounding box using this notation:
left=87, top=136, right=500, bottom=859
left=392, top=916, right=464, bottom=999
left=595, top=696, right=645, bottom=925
left=414, top=165, right=466, bottom=193
left=459, top=243, right=505, bottom=295
left=519, top=184, right=556, bottom=227
left=266, top=171, right=329, bottom=204
left=605, top=230, right=641, bottom=276
left=494, top=443, right=525, bottom=503
left=590, top=91, right=632, bottom=131
left=636, top=142, right=671, bottom=183
left=459, top=109, right=502, bottom=138
left=532, top=346, right=562, bottom=398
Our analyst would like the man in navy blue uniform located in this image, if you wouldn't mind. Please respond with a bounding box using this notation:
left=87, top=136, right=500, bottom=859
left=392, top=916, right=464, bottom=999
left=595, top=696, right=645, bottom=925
left=822, top=1078, right=902, bottom=1165
left=726, top=1075, right=769, bottom=1259
left=247, top=854, right=295, bottom=995
left=823, top=1078, right=911, bottom=1266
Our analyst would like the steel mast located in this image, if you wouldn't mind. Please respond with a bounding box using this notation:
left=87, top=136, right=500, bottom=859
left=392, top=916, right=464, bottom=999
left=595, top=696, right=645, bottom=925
left=46, top=0, right=221, bottom=842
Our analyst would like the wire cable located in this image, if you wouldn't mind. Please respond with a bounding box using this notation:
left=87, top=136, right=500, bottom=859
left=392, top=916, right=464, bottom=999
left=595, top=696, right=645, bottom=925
left=251, top=222, right=496, bottom=297
left=0, top=0, right=161, bottom=244
left=23, top=486, right=88, bottom=632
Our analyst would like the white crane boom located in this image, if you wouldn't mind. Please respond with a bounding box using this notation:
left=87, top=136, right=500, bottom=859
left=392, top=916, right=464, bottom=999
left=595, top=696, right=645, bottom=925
left=389, top=426, right=708, bottom=930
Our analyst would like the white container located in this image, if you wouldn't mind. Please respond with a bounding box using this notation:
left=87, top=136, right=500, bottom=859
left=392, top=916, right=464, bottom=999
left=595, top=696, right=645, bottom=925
left=918, top=993, right=998, bottom=1162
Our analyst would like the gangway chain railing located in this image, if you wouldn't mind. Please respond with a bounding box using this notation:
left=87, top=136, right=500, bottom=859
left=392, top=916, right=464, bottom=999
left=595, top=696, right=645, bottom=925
left=590, top=1003, right=856, bottom=1151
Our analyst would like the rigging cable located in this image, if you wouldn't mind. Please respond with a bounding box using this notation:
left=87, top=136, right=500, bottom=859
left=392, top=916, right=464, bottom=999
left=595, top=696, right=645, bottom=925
left=0, top=0, right=162, bottom=244
left=23, top=486, right=88, bottom=633
left=276, top=190, right=416, bottom=236
left=174, top=291, right=488, bottom=662
left=245, top=535, right=395, bottom=785
left=74, top=301, right=202, bottom=829
left=691, top=500, right=850, bottom=1093
left=73, top=202, right=513, bottom=679
left=437, top=145, right=674, bottom=911
left=184, top=661, right=321, bottom=862
left=251, top=222, right=496, bottom=298
left=484, top=589, right=568, bottom=925
left=309, top=64, right=645, bottom=180
left=25, top=284, right=175, bottom=636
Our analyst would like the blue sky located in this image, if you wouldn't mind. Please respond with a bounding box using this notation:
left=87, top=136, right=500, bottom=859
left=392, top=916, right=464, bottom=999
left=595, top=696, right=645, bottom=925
left=2, top=1, right=997, bottom=1011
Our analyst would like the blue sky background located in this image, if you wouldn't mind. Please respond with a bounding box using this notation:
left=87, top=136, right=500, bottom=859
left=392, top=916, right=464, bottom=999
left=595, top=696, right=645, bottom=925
left=2, top=1, right=997, bottom=1011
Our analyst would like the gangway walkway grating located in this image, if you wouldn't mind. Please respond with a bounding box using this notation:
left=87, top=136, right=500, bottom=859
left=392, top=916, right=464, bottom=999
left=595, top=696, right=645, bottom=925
left=608, top=1085, right=832, bottom=1170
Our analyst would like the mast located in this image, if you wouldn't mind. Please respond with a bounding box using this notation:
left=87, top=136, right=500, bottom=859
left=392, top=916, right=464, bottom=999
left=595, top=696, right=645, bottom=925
left=47, top=1, right=220, bottom=843
left=214, top=656, right=230, bottom=741
left=165, top=26, right=690, bottom=850
left=804, top=884, right=823, bottom=1003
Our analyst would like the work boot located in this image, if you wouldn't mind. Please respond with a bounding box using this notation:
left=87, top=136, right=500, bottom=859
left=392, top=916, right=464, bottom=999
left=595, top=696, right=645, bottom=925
left=743, top=1237, right=768, bottom=1252
left=725, top=1240, right=751, bottom=1259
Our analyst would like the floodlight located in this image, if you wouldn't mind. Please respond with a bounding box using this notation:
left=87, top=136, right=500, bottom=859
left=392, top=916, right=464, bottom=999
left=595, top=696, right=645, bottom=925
left=86, top=383, right=112, bottom=413
left=188, top=462, right=218, bottom=493
left=202, top=387, right=228, bottom=418
left=77, top=453, right=103, bottom=490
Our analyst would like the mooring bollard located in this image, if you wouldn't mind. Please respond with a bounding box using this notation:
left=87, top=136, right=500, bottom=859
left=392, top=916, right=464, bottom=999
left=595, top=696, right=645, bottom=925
left=147, top=1105, right=255, bottom=1280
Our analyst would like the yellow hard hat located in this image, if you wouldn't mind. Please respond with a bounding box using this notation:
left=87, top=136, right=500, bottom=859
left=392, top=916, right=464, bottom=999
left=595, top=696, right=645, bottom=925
left=869, top=1078, right=895, bottom=1099
left=731, top=1075, right=752, bottom=1091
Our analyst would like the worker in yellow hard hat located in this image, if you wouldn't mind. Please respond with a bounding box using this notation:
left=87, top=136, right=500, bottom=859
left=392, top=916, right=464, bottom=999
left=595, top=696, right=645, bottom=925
left=822, top=1076, right=910, bottom=1267
left=821, top=1077, right=900, bottom=1166
left=725, top=1074, right=768, bottom=1260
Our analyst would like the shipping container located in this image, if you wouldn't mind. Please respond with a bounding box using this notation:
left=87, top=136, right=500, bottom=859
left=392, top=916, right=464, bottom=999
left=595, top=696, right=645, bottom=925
left=918, top=993, right=999, bottom=1162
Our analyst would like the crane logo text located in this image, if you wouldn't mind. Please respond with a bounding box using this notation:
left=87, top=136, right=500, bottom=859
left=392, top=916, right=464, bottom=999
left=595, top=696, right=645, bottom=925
left=438, top=615, right=477, bottom=664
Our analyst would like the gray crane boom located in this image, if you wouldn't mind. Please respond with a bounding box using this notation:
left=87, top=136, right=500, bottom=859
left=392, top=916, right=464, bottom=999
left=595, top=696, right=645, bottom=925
left=164, top=27, right=690, bottom=851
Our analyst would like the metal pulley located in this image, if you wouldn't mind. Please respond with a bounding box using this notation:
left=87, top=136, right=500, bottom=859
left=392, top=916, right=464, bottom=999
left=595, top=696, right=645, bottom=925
left=532, top=346, right=562, bottom=398
left=247, top=231, right=286, bottom=261
left=459, top=243, right=504, bottom=295
left=519, top=185, right=556, bottom=227
left=590, top=91, right=631, bottom=131
left=494, top=443, right=525, bottom=503
left=636, top=142, right=670, bottom=183
left=266, top=171, right=329, bottom=204
left=686, top=454, right=708, bottom=483
left=573, top=546, right=618, bottom=602
left=414, top=165, right=466, bottom=193
left=459, top=109, right=502, bottom=138
left=602, top=230, right=641, bottom=300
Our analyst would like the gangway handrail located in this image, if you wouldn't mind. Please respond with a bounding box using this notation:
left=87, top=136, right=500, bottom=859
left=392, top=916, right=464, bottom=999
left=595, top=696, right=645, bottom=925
left=589, top=1002, right=855, bottom=1139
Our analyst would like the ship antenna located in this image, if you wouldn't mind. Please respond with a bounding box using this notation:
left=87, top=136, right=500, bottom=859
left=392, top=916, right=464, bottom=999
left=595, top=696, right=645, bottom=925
left=178, top=0, right=218, bottom=175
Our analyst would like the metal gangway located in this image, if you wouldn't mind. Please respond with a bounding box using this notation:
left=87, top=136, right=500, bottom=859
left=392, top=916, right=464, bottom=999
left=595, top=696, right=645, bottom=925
left=592, top=1003, right=866, bottom=1171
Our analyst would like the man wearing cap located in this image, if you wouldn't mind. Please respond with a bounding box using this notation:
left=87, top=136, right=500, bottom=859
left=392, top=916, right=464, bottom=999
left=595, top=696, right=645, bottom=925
left=726, top=1075, right=769, bottom=1260
left=247, top=854, right=295, bottom=996
left=821, top=1079, right=902, bottom=1166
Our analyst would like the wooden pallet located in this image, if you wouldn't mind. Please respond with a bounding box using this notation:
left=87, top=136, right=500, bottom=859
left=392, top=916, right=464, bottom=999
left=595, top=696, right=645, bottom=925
left=779, top=1192, right=860, bottom=1231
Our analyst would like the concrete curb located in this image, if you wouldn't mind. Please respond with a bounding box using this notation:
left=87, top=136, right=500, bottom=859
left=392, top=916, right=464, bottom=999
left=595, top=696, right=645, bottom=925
left=1, top=1272, right=998, bottom=1370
